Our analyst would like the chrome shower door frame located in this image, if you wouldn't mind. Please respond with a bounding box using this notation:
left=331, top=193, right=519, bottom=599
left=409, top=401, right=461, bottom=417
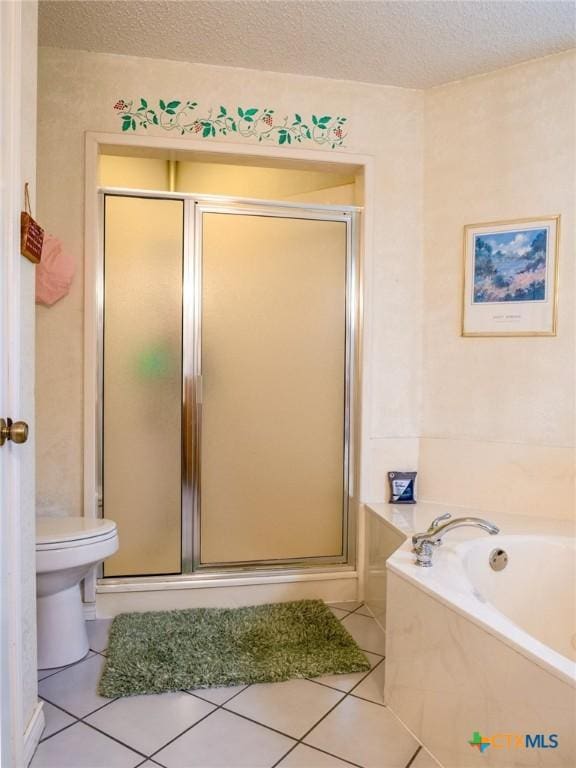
left=98, top=189, right=359, bottom=577
left=187, top=200, right=358, bottom=572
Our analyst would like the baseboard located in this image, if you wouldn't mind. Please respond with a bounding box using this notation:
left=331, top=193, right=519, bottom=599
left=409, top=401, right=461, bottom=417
left=96, top=575, right=359, bottom=617
left=83, top=601, right=97, bottom=621
left=23, top=700, right=45, bottom=766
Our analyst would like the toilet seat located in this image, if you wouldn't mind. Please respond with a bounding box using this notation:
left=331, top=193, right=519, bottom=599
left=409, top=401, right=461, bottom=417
left=36, top=516, right=117, bottom=551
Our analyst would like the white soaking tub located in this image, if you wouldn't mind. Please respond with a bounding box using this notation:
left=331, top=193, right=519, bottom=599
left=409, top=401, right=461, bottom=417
left=372, top=504, right=576, bottom=768
left=460, top=534, right=575, bottom=673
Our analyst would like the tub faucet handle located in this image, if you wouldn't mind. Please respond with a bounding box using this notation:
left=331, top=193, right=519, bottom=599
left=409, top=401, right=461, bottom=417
left=428, top=513, right=451, bottom=531
left=413, top=539, right=437, bottom=567
left=412, top=516, right=499, bottom=567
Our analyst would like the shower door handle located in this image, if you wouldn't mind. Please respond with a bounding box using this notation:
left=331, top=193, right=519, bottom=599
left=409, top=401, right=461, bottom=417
left=183, top=375, right=202, bottom=440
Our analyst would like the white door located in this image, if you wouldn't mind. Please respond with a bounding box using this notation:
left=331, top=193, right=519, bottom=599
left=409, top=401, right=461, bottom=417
left=1, top=2, right=41, bottom=766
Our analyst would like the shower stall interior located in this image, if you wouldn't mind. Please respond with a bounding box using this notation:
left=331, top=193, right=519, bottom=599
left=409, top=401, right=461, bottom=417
left=99, top=189, right=359, bottom=580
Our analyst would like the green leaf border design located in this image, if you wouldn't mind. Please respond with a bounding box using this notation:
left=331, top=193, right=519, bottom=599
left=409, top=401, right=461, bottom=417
left=113, top=99, right=348, bottom=149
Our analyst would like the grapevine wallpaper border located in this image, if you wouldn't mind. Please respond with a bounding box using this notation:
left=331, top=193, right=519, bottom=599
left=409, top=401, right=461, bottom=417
left=113, top=99, right=348, bottom=149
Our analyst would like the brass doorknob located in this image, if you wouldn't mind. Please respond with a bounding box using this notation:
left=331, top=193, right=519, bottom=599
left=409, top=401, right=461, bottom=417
left=0, top=418, right=29, bottom=447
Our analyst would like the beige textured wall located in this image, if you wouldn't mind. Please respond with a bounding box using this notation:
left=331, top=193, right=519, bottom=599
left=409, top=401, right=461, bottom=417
left=36, top=48, right=424, bottom=518
left=420, top=51, right=576, bottom=518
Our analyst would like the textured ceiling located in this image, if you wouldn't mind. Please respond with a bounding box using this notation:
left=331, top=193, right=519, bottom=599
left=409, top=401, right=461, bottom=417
left=38, top=0, right=576, bottom=89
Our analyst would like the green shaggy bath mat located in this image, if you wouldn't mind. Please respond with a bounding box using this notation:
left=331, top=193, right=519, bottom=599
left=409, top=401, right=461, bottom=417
left=99, top=599, right=370, bottom=697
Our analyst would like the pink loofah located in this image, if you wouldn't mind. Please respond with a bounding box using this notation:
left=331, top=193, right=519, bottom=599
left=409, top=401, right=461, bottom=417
left=35, top=234, right=75, bottom=306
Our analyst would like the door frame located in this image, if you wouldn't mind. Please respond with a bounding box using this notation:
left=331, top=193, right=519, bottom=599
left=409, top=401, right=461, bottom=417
left=0, top=2, right=25, bottom=762
left=84, top=132, right=374, bottom=599
left=0, top=2, right=41, bottom=764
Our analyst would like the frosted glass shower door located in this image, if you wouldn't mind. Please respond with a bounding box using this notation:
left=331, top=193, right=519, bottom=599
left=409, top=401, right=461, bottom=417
left=103, top=196, right=184, bottom=576
left=198, top=211, right=349, bottom=566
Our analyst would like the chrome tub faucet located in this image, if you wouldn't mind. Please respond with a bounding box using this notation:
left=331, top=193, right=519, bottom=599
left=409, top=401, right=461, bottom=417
left=412, top=513, right=500, bottom=567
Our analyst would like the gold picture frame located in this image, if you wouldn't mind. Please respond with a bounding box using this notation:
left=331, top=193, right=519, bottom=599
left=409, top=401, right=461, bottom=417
left=462, top=215, right=560, bottom=337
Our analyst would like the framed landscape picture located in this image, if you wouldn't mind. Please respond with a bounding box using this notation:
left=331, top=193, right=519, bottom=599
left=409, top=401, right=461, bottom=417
left=462, top=216, right=560, bottom=337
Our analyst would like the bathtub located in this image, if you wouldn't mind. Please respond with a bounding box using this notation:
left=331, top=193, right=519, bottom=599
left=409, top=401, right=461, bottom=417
left=376, top=506, right=576, bottom=767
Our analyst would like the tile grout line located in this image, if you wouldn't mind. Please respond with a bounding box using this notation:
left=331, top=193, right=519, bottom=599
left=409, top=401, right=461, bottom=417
left=37, top=694, right=150, bottom=763
left=38, top=699, right=92, bottom=739
left=338, top=603, right=366, bottom=617
left=404, top=745, right=422, bottom=768
left=348, top=690, right=386, bottom=708
left=270, top=655, right=388, bottom=768
left=145, top=685, right=257, bottom=761
left=36, top=650, right=98, bottom=683
left=36, top=625, right=109, bottom=681
left=39, top=721, right=78, bottom=745
left=218, top=706, right=303, bottom=741
left=280, top=741, right=364, bottom=768
left=37, top=694, right=128, bottom=746
left=81, top=720, right=151, bottom=762
left=305, top=648, right=385, bottom=694
left=39, top=690, right=121, bottom=728
left=271, top=739, right=363, bottom=768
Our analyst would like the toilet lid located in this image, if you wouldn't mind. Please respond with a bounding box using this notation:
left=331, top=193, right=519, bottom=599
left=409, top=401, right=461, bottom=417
left=36, top=516, right=117, bottom=547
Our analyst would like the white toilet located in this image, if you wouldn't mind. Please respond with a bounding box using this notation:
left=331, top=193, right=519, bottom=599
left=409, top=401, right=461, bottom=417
left=36, top=516, right=119, bottom=669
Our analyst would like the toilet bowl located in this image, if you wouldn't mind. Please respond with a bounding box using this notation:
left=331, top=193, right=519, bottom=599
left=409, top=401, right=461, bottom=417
left=36, top=516, right=118, bottom=669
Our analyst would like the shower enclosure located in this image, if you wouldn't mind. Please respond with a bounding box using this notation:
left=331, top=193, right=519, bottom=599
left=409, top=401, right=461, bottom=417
left=99, top=190, right=358, bottom=579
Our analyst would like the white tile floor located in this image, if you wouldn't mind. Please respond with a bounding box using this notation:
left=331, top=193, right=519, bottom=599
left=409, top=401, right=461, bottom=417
left=32, top=602, right=436, bottom=768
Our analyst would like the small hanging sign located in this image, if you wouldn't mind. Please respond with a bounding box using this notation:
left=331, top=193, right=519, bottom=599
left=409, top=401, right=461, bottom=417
left=20, top=183, right=44, bottom=263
